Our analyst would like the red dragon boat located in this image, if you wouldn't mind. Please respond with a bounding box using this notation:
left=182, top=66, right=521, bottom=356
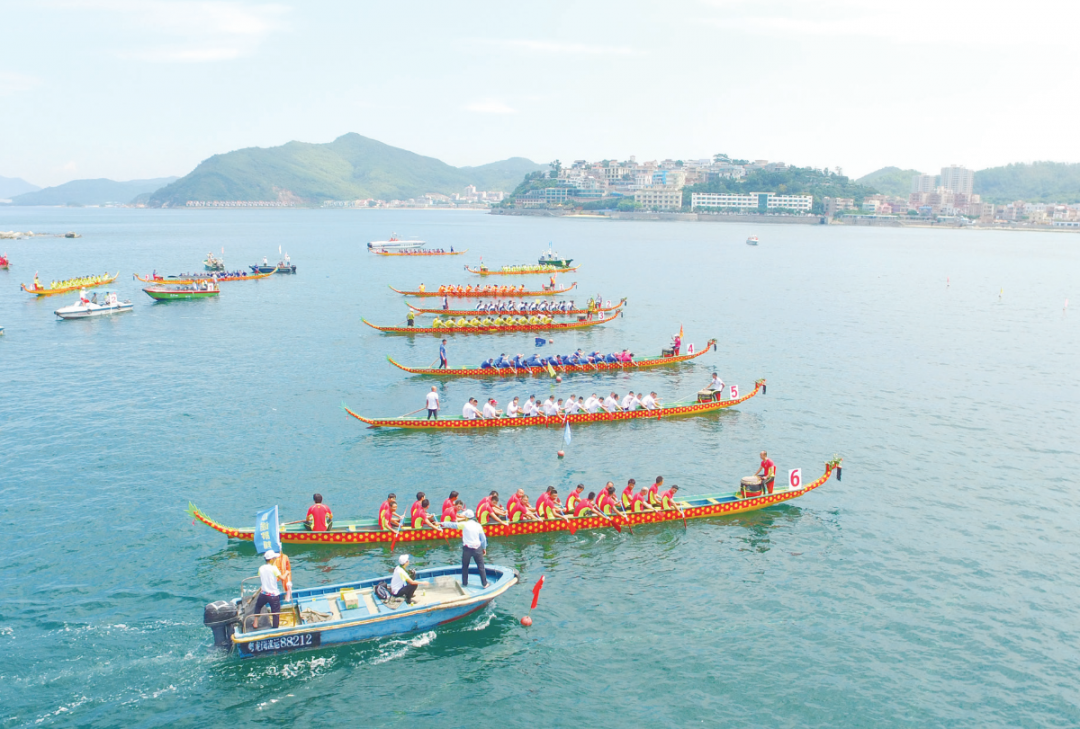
left=188, top=458, right=839, bottom=547
left=407, top=298, right=625, bottom=318
left=361, top=308, right=621, bottom=336
left=387, top=339, right=717, bottom=378
left=133, top=269, right=276, bottom=284
left=344, top=379, right=764, bottom=429
left=0, top=253, right=9, bottom=269
left=390, top=283, right=577, bottom=298
left=375, top=249, right=468, bottom=257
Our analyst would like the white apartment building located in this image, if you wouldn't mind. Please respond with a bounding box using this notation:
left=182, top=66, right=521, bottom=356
left=690, top=192, right=812, bottom=212
left=911, top=174, right=937, bottom=194
left=634, top=187, right=684, bottom=210
left=940, top=166, right=974, bottom=196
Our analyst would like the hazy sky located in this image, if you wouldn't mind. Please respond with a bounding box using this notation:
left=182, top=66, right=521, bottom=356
left=3, top=0, right=1078, bottom=186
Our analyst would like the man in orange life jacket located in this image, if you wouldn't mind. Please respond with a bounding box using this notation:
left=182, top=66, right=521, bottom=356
left=306, top=493, right=332, bottom=531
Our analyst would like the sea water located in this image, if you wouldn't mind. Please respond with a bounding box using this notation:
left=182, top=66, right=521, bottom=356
left=0, top=208, right=1078, bottom=727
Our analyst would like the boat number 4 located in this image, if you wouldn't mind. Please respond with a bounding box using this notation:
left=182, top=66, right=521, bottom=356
left=730, top=385, right=738, bottom=399
left=788, top=469, right=802, bottom=490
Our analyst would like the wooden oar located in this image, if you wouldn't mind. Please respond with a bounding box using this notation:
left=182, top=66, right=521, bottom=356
left=397, top=408, right=426, bottom=419
left=388, top=519, right=405, bottom=553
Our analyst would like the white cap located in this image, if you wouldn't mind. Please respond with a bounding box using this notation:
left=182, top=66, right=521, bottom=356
left=463, top=509, right=475, bottom=519
left=398, top=554, right=410, bottom=565
left=264, top=550, right=278, bottom=560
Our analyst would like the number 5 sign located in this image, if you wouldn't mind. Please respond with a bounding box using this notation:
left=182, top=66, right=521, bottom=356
left=788, top=468, right=802, bottom=490
left=729, top=384, right=739, bottom=399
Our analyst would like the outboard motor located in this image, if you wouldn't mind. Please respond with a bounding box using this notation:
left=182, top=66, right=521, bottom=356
left=204, top=600, right=239, bottom=648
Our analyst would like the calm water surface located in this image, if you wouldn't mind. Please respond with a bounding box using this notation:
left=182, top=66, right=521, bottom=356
left=1, top=208, right=1078, bottom=727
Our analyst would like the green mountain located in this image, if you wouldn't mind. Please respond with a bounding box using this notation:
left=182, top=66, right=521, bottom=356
left=149, top=133, right=543, bottom=206
left=856, top=167, right=923, bottom=198
left=8, top=177, right=177, bottom=206
left=973, top=162, right=1080, bottom=204
left=0, top=175, right=40, bottom=200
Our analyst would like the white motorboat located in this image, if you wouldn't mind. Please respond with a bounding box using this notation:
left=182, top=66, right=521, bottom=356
left=368, top=233, right=425, bottom=252
left=746, top=236, right=759, bottom=246
left=54, top=289, right=134, bottom=319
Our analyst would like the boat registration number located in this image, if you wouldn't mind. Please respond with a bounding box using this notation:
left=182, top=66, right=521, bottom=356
left=247, top=632, right=321, bottom=655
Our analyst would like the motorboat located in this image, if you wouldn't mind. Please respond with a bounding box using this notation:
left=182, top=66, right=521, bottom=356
left=539, top=246, right=572, bottom=268
left=746, top=236, right=759, bottom=246
left=368, top=233, right=425, bottom=252
left=204, top=252, right=225, bottom=271
left=250, top=254, right=296, bottom=274
left=203, top=563, right=517, bottom=659
left=54, top=289, right=134, bottom=319
left=143, top=280, right=220, bottom=300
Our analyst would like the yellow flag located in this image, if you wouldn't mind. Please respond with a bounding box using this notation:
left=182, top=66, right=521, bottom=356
left=546, top=362, right=557, bottom=378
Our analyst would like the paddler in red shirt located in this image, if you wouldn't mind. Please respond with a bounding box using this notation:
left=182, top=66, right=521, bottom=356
left=411, top=498, right=440, bottom=529
left=630, top=488, right=657, bottom=513
left=659, top=485, right=681, bottom=511
left=756, top=451, right=777, bottom=494
left=378, top=493, right=401, bottom=530
left=574, top=491, right=598, bottom=517
left=565, top=484, right=586, bottom=514
left=477, top=494, right=508, bottom=526
left=305, top=493, right=333, bottom=531
left=442, top=490, right=460, bottom=523
left=621, top=479, right=637, bottom=510
left=647, top=476, right=664, bottom=506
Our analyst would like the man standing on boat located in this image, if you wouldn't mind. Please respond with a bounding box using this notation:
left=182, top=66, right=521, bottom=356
left=438, top=339, right=448, bottom=369
left=756, top=451, right=777, bottom=495
left=407, top=310, right=415, bottom=327
left=254, top=551, right=286, bottom=629
left=306, top=493, right=333, bottom=532
left=444, top=510, right=489, bottom=588
left=425, top=386, right=440, bottom=420
left=390, top=555, right=421, bottom=606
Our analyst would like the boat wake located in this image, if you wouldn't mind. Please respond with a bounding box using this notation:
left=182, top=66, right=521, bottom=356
left=370, top=630, right=437, bottom=665
left=465, top=608, right=494, bottom=631
left=250, top=654, right=336, bottom=681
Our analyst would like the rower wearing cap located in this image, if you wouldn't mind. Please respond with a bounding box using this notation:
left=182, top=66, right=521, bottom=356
left=254, top=550, right=286, bottom=628
left=390, top=555, right=421, bottom=605
left=482, top=399, right=502, bottom=419
left=378, top=493, right=401, bottom=530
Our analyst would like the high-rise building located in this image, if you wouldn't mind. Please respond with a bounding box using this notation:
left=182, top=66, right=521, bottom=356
left=939, top=166, right=974, bottom=196
left=911, top=174, right=937, bottom=194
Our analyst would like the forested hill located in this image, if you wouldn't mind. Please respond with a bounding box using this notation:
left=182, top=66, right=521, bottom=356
left=973, top=162, right=1080, bottom=204
left=149, top=134, right=543, bottom=206
left=856, top=167, right=923, bottom=198
left=9, top=177, right=177, bottom=206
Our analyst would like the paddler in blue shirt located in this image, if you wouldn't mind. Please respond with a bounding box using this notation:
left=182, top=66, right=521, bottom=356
left=480, top=358, right=494, bottom=369
left=495, top=354, right=510, bottom=369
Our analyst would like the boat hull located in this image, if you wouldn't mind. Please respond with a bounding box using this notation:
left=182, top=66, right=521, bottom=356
left=134, top=269, right=275, bottom=284
left=408, top=298, right=624, bottom=318
left=22, top=273, right=120, bottom=297
left=143, top=288, right=220, bottom=300
left=190, top=458, right=837, bottom=548
left=375, top=249, right=467, bottom=257
left=55, top=303, right=134, bottom=319
left=388, top=339, right=716, bottom=377
left=391, top=283, right=577, bottom=298
left=466, top=265, right=579, bottom=276
left=361, top=309, right=621, bottom=335
left=251, top=264, right=295, bottom=274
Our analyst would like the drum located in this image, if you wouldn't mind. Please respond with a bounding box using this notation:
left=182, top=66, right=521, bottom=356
left=662, top=348, right=675, bottom=357
left=696, top=389, right=718, bottom=403
left=740, top=476, right=764, bottom=497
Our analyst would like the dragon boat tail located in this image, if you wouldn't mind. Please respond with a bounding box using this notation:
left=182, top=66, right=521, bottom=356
left=387, top=339, right=717, bottom=377
left=188, top=457, right=838, bottom=547
left=343, top=378, right=764, bottom=429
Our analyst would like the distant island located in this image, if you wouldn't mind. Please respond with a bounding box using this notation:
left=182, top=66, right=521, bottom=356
left=5, top=177, right=178, bottom=207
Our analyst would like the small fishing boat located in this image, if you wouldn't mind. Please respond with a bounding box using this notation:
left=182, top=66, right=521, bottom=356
left=389, top=338, right=716, bottom=378
left=466, top=263, right=579, bottom=276
left=54, top=290, right=133, bottom=319
left=746, top=236, right=759, bottom=246
left=345, top=379, right=764, bottom=429
left=202, top=564, right=517, bottom=659
left=362, top=307, right=621, bottom=336
left=408, top=298, right=624, bottom=318
left=189, top=457, right=839, bottom=548
left=22, top=272, right=120, bottom=297
left=134, top=268, right=276, bottom=284
left=0, top=325, right=4, bottom=335
left=375, top=248, right=466, bottom=257
left=204, top=253, right=225, bottom=271
left=391, top=282, right=577, bottom=298
left=250, top=257, right=296, bottom=274
left=368, top=234, right=425, bottom=252
left=0, top=253, right=9, bottom=269
left=539, top=247, right=573, bottom=268
left=143, top=281, right=220, bottom=300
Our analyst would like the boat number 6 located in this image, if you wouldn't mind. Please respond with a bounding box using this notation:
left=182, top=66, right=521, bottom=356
left=729, top=385, right=738, bottom=399
left=788, top=469, right=802, bottom=490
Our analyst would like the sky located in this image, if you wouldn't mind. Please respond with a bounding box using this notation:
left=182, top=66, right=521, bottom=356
left=3, top=0, right=1079, bottom=186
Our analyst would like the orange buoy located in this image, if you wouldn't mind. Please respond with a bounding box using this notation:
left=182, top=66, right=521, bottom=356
left=556, top=376, right=562, bottom=383
left=521, top=615, right=533, bottom=627
left=557, top=450, right=564, bottom=458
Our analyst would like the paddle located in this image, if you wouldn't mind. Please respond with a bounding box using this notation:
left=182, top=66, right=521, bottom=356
left=595, top=509, right=622, bottom=533
left=397, top=408, right=426, bottom=419
left=388, top=518, right=405, bottom=553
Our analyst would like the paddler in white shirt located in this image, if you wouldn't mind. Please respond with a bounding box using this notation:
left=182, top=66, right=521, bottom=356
left=462, top=398, right=481, bottom=419
left=584, top=394, right=601, bottom=413
left=601, top=392, right=621, bottom=413
left=564, top=395, right=583, bottom=414
left=621, top=392, right=640, bottom=411
left=481, top=398, right=502, bottom=419
left=541, top=396, right=559, bottom=416
left=640, top=392, right=660, bottom=410
left=522, top=395, right=540, bottom=417
left=506, top=397, right=522, bottom=417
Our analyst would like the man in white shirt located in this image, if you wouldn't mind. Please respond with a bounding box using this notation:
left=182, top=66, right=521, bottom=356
left=641, top=392, right=660, bottom=410
left=621, top=392, right=640, bottom=411
left=444, top=509, right=489, bottom=588
left=462, top=398, right=481, bottom=420
left=542, top=396, right=559, bottom=416
left=425, top=386, right=440, bottom=420
left=564, top=395, right=582, bottom=414
left=507, top=397, right=521, bottom=417
left=522, top=395, right=539, bottom=417
left=254, top=550, right=285, bottom=628
left=584, top=393, right=601, bottom=413
left=482, top=398, right=502, bottom=419
left=390, top=554, right=421, bottom=605
left=708, top=373, right=724, bottom=393
left=602, top=392, right=621, bottom=413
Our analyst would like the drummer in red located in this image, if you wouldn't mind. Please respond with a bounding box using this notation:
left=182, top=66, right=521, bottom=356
left=756, top=451, right=777, bottom=494
left=305, top=493, right=333, bottom=531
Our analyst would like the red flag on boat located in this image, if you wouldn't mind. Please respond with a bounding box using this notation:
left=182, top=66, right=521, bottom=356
left=530, top=576, right=545, bottom=609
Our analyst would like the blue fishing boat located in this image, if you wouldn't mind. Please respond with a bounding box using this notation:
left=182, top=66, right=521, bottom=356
left=204, top=563, right=517, bottom=658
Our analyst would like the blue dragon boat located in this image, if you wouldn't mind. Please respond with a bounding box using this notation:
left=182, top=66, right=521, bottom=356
left=204, top=564, right=517, bottom=658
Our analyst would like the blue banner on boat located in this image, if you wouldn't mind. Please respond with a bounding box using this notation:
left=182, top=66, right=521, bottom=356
left=254, top=505, right=280, bottom=554
left=535, top=337, right=546, bottom=347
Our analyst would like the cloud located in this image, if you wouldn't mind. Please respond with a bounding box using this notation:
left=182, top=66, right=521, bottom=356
left=63, top=161, right=78, bottom=172
left=478, top=39, right=640, bottom=56
left=465, top=100, right=517, bottom=115
left=59, top=1, right=288, bottom=62
left=0, top=71, right=40, bottom=96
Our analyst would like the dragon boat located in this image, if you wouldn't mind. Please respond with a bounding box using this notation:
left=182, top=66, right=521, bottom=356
left=133, top=269, right=276, bottom=284
left=22, top=272, right=120, bottom=296
left=388, top=338, right=716, bottom=377
left=0, top=253, right=9, bottom=269
left=344, top=378, right=764, bottom=429
left=407, top=298, right=624, bottom=318
left=188, top=457, right=838, bottom=548
left=362, top=308, right=621, bottom=336
left=390, top=282, right=577, bottom=298
left=375, top=249, right=467, bottom=257
left=465, top=264, right=579, bottom=276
